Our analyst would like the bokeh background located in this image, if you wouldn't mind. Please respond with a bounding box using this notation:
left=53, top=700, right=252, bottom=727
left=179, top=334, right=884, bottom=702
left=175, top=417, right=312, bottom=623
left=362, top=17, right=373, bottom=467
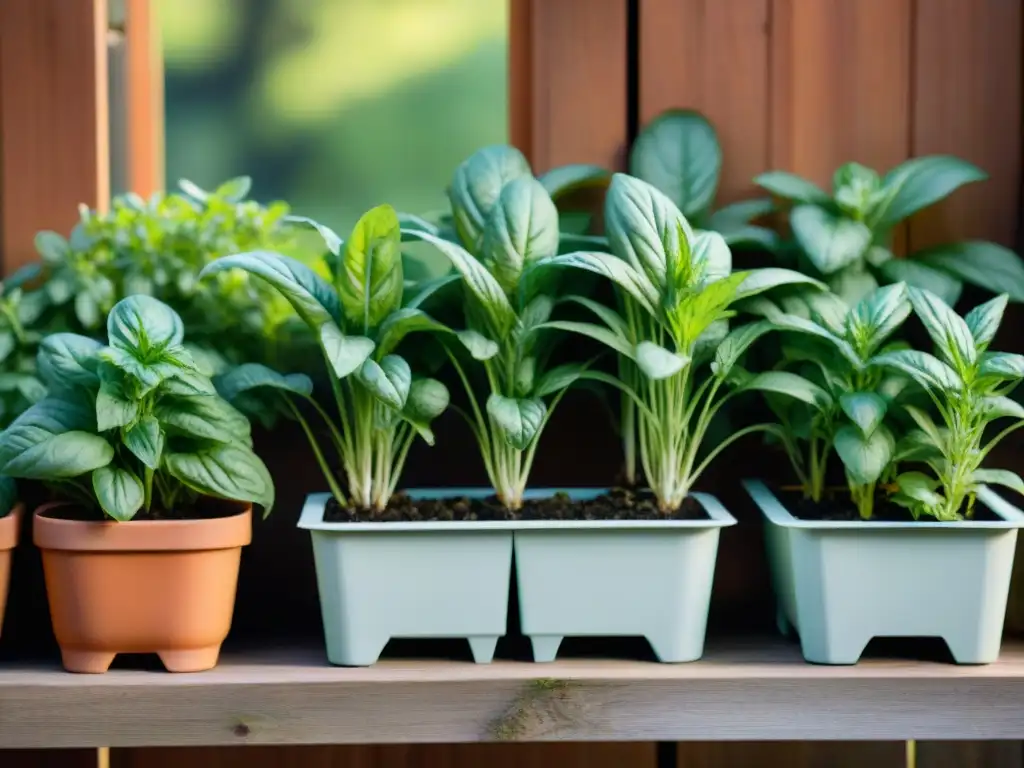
left=159, top=0, right=508, bottom=234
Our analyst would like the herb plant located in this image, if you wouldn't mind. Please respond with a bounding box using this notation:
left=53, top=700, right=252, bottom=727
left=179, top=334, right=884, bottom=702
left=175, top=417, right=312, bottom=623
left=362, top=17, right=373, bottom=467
left=0, top=296, right=275, bottom=521
left=756, top=157, right=1024, bottom=305
left=532, top=174, right=824, bottom=511
left=630, top=109, right=778, bottom=250
left=200, top=205, right=451, bottom=511
left=873, top=288, right=1024, bottom=520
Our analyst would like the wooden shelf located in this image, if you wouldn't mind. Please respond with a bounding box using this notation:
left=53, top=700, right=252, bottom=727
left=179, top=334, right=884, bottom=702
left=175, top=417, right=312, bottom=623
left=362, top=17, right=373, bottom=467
left=1, top=639, right=1023, bottom=748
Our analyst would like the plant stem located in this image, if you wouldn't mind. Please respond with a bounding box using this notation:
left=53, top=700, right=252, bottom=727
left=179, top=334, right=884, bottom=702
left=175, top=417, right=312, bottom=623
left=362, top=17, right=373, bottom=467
left=287, top=398, right=347, bottom=505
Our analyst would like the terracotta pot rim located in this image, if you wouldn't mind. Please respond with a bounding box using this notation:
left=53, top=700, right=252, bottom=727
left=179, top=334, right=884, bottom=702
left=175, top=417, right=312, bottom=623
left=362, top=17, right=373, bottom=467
left=33, top=501, right=253, bottom=552
left=0, top=504, right=22, bottom=550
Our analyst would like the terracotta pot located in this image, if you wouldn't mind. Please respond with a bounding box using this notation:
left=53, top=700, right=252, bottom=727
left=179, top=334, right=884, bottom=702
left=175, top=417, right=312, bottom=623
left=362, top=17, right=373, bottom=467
left=34, top=502, right=252, bottom=673
left=0, top=504, right=21, bottom=638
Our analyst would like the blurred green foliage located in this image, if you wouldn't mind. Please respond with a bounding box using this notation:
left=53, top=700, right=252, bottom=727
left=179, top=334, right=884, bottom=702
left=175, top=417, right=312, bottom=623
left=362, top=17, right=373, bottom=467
left=159, top=0, right=509, bottom=235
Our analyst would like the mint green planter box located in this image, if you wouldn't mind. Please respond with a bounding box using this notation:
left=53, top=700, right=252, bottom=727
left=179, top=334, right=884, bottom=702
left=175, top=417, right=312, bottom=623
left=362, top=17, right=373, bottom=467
left=744, top=479, right=1024, bottom=665
left=513, top=490, right=736, bottom=663
left=299, top=491, right=515, bottom=667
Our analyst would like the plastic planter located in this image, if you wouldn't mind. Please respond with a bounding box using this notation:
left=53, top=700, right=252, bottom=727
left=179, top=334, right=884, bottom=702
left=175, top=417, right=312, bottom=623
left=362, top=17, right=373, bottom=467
left=299, top=490, right=514, bottom=667
left=745, top=479, right=1024, bottom=665
left=513, top=489, right=736, bottom=663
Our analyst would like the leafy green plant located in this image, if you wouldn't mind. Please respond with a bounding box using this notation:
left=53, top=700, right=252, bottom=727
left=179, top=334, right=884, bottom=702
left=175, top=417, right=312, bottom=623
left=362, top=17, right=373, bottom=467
left=0, top=296, right=274, bottom=521
left=527, top=173, right=823, bottom=511
left=31, top=176, right=313, bottom=370
left=751, top=283, right=915, bottom=519
left=200, top=205, right=451, bottom=511
left=630, top=109, right=778, bottom=250
left=873, top=288, right=1024, bottom=520
left=756, top=157, right=1024, bottom=305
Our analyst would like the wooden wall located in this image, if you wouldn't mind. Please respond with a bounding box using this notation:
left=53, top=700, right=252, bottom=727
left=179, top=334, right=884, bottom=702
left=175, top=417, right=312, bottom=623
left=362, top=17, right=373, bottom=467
left=3, top=0, right=1024, bottom=766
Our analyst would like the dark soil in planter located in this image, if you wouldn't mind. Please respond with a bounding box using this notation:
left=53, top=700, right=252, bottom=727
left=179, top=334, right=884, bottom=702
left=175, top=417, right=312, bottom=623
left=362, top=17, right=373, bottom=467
left=774, top=486, right=1001, bottom=523
left=324, top=486, right=707, bottom=523
left=39, top=498, right=245, bottom=523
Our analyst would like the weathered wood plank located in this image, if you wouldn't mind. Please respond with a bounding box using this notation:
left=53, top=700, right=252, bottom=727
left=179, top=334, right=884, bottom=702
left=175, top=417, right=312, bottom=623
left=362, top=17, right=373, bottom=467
left=638, top=0, right=771, bottom=203
left=0, top=0, right=110, bottom=273
left=111, top=743, right=653, bottom=768
left=2, top=642, right=1024, bottom=748
left=509, top=0, right=628, bottom=172
left=908, top=0, right=1022, bottom=250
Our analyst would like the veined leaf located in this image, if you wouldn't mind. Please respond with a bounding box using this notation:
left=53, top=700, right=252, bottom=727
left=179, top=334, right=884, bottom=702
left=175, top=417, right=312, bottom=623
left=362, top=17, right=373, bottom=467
left=743, top=371, right=832, bottom=410
left=401, top=229, right=516, bottom=337
left=2, top=430, right=113, bottom=479
left=92, top=464, right=144, bottom=522
left=982, top=395, right=1024, bottom=421
left=847, top=282, right=911, bottom=355
left=107, top=295, right=184, bottom=353
left=735, top=268, right=826, bottom=300
left=629, top=109, right=721, bottom=219
left=376, top=308, right=449, bottom=357
left=533, top=251, right=658, bottom=314
left=404, top=273, right=460, bottom=310
left=319, top=322, right=375, bottom=379
left=789, top=205, right=872, bottom=275
left=712, top=321, right=774, bottom=377
left=829, top=265, right=879, bottom=306
left=907, top=286, right=976, bottom=368
left=840, top=392, right=887, bottom=436
left=482, top=176, right=559, bottom=293
left=124, top=414, right=164, bottom=470
left=979, top=352, right=1024, bottom=380
left=635, top=341, right=688, bottom=380
left=871, top=349, right=960, bottom=391
left=533, top=320, right=636, bottom=360
left=754, top=171, right=831, bottom=205
left=456, top=329, right=499, bottom=360
left=357, top=355, right=412, bottom=411
left=903, top=404, right=944, bottom=448
left=913, top=242, right=1024, bottom=302
left=166, top=443, right=274, bottom=515
left=690, top=229, right=731, bottom=283
left=487, top=394, right=545, bottom=450
left=879, top=258, right=963, bottom=306
left=872, top=156, right=986, bottom=227
left=971, top=468, right=1024, bottom=495
left=835, top=424, right=893, bottom=486
left=214, top=363, right=313, bottom=401
left=286, top=215, right=343, bottom=256
left=339, top=204, right=403, bottom=330
left=449, top=145, right=532, bottom=249
left=894, top=471, right=943, bottom=507
left=965, top=294, right=1009, bottom=349
left=402, top=377, right=450, bottom=444
left=200, top=251, right=341, bottom=327
left=96, top=367, right=139, bottom=431
left=771, top=313, right=862, bottom=368
left=156, top=395, right=252, bottom=446
left=37, top=333, right=103, bottom=393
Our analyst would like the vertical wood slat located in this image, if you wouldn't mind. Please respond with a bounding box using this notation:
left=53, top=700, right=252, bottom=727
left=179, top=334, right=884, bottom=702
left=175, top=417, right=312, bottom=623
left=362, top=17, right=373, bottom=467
left=1, top=750, right=97, bottom=768
left=509, top=0, right=628, bottom=173
left=908, top=0, right=1022, bottom=250
left=638, top=0, right=772, bottom=204
left=123, top=0, right=165, bottom=197
left=915, top=740, right=1024, bottom=768
left=677, top=741, right=906, bottom=768
left=0, top=0, right=110, bottom=274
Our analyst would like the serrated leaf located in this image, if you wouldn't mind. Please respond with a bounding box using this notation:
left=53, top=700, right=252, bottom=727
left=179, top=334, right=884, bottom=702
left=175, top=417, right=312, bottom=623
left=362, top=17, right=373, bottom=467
left=835, top=424, right=893, bottom=486
left=486, top=394, right=545, bottom=450
left=789, top=205, right=872, bottom=275
left=840, top=391, right=887, bottom=436
left=92, top=464, right=144, bottom=522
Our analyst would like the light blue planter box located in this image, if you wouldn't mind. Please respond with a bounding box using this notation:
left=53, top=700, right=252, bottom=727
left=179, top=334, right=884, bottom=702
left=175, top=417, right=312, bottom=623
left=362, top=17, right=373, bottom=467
left=745, top=479, right=1024, bottom=665
left=300, top=488, right=735, bottom=666
left=513, top=490, right=736, bottom=663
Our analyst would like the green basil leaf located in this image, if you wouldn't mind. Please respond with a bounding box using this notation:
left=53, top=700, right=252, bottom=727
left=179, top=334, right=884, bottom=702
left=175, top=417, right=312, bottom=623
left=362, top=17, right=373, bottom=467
left=0, top=397, right=96, bottom=468
left=534, top=251, right=657, bottom=314
left=879, top=258, right=963, bottom=306
left=847, top=282, right=911, bottom=355
left=895, top=471, right=943, bottom=507
left=754, top=171, right=831, bottom=204
left=964, top=294, right=1008, bottom=349
left=214, top=363, right=313, bottom=401
left=287, top=215, right=344, bottom=256
left=404, top=377, right=449, bottom=423
left=486, top=394, right=546, bottom=450
left=166, top=443, right=274, bottom=515
left=872, top=156, right=986, bottom=227
left=558, top=295, right=630, bottom=338
left=449, top=145, right=532, bottom=249
left=629, top=109, right=721, bottom=219
left=635, top=341, right=688, bottom=380
left=92, top=464, right=144, bottom=522
left=770, top=313, right=862, bottom=367
left=712, top=321, right=774, bottom=377
left=482, top=176, right=559, bottom=293
left=107, top=295, right=184, bottom=354
left=913, top=241, right=1024, bottom=302
left=971, top=468, right=1024, bottom=496
left=2, top=430, right=113, bottom=479
left=903, top=405, right=945, bottom=448
left=96, top=369, right=139, bottom=431
left=735, top=267, right=826, bottom=300
left=538, top=164, right=610, bottom=202
left=214, top=175, right=252, bottom=203
left=200, top=251, right=342, bottom=327
left=829, top=265, right=879, bottom=306
left=124, top=414, right=164, bottom=470
left=982, top=395, right=1024, bottom=421
left=840, top=392, right=887, bottom=436
left=789, top=205, right=871, bottom=275
left=870, top=349, right=960, bottom=391
left=356, top=355, right=411, bottom=411
left=533, top=320, right=635, bottom=360
left=742, top=371, right=832, bottom=410
left=34, top=231, right=70, bottom=263
left=156, top=395, right=252, bottom=446
left=707, top=198, right=774, bottom=232
left=455, top=329, right=499, bottom=360
left=834, top=424, right=893, bottom=485
left=376, top=308, right=449, bottom=358
left=979, top=352, right=1024, bottom=380
left=907, top=286, right=976, bottom=368
left=340, top=204, right=403, bottom=331
left=36, top=333, right=103, bottom=393
left=178, top=178, right=210, bottom=202
left=319, top=321, right=375, bottom=379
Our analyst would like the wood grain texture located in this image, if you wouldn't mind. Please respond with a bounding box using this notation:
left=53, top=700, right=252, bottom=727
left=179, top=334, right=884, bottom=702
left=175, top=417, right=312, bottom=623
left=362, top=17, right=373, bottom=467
left=111, top=743, right=653, bottom=768
left=0, top=0, right=110, bottom=273
left=123, top=0, right=165, bottom=197
left=908, top=0, right=1022, bottom=250
left=639, top=0, right=771, bottom=203
left=2, top=642, right=1024, bottom=748
left=509, top=0, right=627, bottom=173
left=915, top=740, right=1024, bottom=768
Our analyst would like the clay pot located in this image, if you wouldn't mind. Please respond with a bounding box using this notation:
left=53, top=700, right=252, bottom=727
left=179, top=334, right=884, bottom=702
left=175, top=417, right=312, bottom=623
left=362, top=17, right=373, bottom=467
left=34, top=502, right=252, bottom=673
left=0, top=504, right=21, bottom=638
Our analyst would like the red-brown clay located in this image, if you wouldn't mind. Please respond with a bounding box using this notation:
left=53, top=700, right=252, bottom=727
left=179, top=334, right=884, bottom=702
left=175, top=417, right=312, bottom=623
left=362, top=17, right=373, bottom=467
left=33, top=502, right=252, bottom=674
left=0, top=505, right=22, bottom=639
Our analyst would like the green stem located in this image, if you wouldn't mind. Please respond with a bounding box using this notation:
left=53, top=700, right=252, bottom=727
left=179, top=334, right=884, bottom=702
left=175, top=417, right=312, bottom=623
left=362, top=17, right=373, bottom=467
left=287, top=398, right=347, bottom=505
left=690, top=423, right=785, bottom=489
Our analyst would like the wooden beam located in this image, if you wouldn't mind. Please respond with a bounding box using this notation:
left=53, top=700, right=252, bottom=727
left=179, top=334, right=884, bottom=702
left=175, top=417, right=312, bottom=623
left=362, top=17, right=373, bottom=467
left=123, top=0, right=164, bottom=197
left=2, top=641, right=1024, bottom=748
left=0, top=0, right=110, bottom=274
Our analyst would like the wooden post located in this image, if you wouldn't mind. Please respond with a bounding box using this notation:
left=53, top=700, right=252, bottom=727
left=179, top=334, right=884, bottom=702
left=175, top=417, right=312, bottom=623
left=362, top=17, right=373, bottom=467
left=123, top=0, right=165, bottom=197
left=0, top=0, right=111, bottom=274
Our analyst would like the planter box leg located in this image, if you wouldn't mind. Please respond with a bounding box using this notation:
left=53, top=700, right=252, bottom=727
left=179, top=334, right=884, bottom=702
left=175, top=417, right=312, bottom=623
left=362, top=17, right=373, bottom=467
left=648, top=630, right=705, bottom=663
left=801, top=629, right=869, bottom=665
left=158, top=646, right=221, bottom=673
left=946, top=630, right=999, bottom=665
left=529, top=635, right=563, bottom=662
left=61, top=649, right=116, bottom=674
left=467, top=636, right=499, bottom=664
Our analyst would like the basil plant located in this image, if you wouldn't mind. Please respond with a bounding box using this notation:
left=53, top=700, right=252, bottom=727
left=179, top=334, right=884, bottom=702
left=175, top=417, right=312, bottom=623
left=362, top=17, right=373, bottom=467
left=874, top=288, right=1024, bottom=521
left=534, top=174, right=824, bottom=511
left=756, top=157, right=1024, bottom=305
left=631, top=109, right=778, bottom=250
left=752, top=283, right=915, bottom=519
left=201, top=205, right=451, bottom=512
left=0, top=296, right=275, bottom=521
